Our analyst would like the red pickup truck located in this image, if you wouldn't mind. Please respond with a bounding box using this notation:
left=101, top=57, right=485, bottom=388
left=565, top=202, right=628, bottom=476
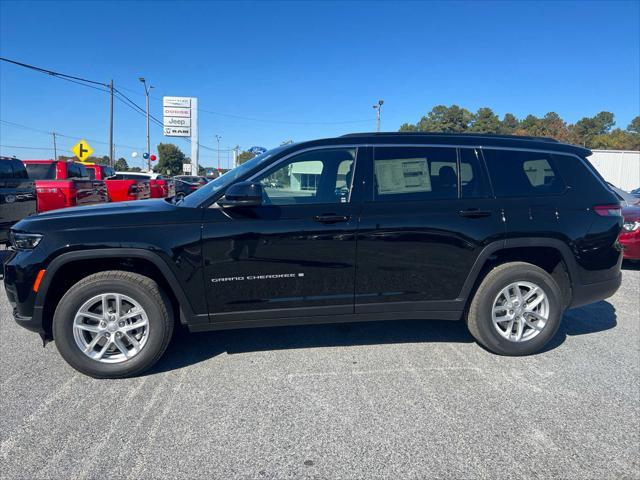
left=85, top=164, right=151, bottom=202
left=115, top=172, right=175, bottom=198
left=22, top=160, right=109, bottom=213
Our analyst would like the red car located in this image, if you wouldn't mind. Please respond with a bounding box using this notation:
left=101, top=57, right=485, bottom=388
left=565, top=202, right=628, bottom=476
left=85, top=165, right=151, bottom=202
left=620, top=205, right=640, bottom=261
left=22, top=160, right=109, bottom=213
left=115, top=172, right=175, bottom=198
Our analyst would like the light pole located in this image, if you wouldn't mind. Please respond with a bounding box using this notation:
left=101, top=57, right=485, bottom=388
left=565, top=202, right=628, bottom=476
left=139, top=77, right=153, bottom=171
left=214, top=134, right=222, bottom=170
left=373, top=99, right=384, bottom=132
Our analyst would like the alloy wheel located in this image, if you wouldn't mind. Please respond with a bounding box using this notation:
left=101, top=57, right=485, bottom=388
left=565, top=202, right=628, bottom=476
left=491, top=281, right=549, bottom=343
left=72, top=293, right=150, bottom=363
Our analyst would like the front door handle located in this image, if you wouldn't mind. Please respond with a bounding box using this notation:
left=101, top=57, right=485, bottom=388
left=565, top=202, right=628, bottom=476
left=313, top=214, right=350, bottom=224
left=459, top=209, right=491, bottom=218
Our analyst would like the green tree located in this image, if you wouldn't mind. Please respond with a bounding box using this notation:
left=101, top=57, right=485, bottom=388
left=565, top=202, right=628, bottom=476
left=130, top=166, right=142, bottom=172
left=416, top=105, right=474, bottom=132
left=237, top=151, right=256, bottom=165
left=572, top=111, right=616, bottom=146
left=114, top=157, right=129, bottom=171
left=499, top=113, right=520, bottom=134
left=469, top=107, right=500, bottom=134
left=627, top=116, right=640, bottom=135
left=539, top=112, right=570, bottom=141
left=155, top=143, right=186, bottom=176
left=399, top=122, right=419, bottom=132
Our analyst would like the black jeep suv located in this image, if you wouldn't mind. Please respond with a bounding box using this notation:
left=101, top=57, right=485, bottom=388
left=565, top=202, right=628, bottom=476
left=4, top=133, right=623, bottom=378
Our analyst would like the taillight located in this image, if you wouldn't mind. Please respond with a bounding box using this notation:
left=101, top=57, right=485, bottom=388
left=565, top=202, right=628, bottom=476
left=593, top=204, right=622, bottom=217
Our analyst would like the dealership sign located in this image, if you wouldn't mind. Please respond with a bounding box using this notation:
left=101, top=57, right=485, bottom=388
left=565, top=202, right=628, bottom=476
left=163, top=96, right=199, bottom=175
left=163, top=97, right=192, bottom=137
left=163, top=96, right=191, bottom=108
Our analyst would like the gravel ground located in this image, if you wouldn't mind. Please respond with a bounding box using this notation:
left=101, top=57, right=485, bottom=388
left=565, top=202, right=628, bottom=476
left=1, top=267, right=638, bottom=479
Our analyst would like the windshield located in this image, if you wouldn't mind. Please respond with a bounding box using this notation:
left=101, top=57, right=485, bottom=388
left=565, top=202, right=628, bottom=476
left=179, top=145, right=290, bottom=207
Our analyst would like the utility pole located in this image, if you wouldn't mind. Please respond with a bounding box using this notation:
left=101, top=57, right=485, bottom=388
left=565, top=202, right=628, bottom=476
left=109, top=80, right=114, bottom=167
left=373, top=99, right=384, bottom=132
left=215, top=134, right=222, bottom=170
left=52, top=132, right=58, bottom=161
left=139, top=77, right=153, bottom=171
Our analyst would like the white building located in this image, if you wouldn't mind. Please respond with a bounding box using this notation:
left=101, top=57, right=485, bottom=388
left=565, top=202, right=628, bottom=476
left=587, top=150, right=640, bottom=191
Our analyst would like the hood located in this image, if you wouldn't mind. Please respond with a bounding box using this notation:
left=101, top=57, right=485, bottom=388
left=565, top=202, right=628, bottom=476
left=13, top=199, right=185, bottom=233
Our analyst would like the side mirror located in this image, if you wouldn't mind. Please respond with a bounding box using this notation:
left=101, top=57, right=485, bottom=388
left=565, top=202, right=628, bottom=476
left=218, top=181, right=263, bottom=208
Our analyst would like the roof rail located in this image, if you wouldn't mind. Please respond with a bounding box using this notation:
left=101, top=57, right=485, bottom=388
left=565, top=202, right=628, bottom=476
left=340, top=132, right=560, bottom=143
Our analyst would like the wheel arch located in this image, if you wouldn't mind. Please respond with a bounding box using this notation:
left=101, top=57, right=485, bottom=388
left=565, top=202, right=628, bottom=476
left=37, top=248, right=195, bottom=339
left=459, top=238, right=577, bottom=310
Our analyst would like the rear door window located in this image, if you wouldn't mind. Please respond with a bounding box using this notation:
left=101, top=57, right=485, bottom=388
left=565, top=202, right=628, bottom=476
left=483, top=149, right=566, bottom=197
left=372, top=147, right=458, bottom=201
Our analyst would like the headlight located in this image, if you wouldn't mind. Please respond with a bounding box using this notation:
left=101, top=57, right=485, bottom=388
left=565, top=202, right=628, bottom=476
left=10, top=232, right=43, bottom=250
left=622, top=221, right=640, bottom=232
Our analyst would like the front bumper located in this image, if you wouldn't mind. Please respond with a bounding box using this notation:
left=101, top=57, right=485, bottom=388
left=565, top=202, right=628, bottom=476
left=12, top=306, right=45, bottom=334
left=620, top=232, right=640, bottom=260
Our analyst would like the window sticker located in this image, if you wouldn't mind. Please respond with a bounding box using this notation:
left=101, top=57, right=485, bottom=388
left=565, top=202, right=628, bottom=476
left=375, top=158, right=431, bottom=195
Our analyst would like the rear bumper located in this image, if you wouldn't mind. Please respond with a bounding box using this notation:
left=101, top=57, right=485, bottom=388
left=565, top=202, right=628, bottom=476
left=569, top=273, right=622, bottom=309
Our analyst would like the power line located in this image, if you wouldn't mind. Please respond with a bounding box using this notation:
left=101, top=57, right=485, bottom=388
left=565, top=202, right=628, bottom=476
left=0, top=57, right=109, bottom=87
left=0, top=144, right=56, bottom=150
left=0, top=119, right=144, bottom=151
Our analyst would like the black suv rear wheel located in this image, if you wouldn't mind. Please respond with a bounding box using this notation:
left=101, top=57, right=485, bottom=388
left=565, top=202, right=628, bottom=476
left=52, top=270, right=174, bottom=378
left=467, top=262, right=563, bottom=355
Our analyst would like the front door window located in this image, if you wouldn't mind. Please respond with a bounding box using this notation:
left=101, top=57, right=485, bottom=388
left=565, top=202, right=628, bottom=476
left=255, top=148, right=356, bottom=205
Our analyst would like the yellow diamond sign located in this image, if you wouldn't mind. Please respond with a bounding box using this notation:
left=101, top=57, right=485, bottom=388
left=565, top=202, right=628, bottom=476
left=72, top=140, right=94, bottom=162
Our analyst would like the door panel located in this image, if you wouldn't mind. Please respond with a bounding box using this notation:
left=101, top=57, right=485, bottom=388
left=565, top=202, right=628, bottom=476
left=201, top=147, right=361, bottom=321
left=355, top=146, right=504, bottom=312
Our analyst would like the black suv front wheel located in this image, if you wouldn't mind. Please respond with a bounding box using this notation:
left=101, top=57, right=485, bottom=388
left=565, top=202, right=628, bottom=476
left=52, top=271, right=174, bottom=378
left=467, top=262, right=563, bottom=355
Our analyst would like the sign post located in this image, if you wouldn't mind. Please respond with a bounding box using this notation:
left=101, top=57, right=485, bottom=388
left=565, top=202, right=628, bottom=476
left=191, top=97, right=198, bottom=177
left=163, top=96, right=198, bottom=175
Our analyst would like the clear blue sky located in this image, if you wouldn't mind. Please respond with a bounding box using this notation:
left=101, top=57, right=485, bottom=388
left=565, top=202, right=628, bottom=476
left=1, top=0, right=639, bottom=169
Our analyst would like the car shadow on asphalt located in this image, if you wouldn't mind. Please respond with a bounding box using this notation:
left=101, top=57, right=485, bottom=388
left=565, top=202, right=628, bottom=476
left=147, top=300, right=617, bottom=375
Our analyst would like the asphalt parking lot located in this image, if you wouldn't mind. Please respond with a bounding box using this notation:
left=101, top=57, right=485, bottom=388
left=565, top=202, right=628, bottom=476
left=1, top=267, right=638, bottom=480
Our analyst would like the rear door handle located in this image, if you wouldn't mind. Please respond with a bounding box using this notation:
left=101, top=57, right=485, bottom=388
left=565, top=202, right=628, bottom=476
left=313, top=214, right=350, bottom=224
left=459, top=209, right=491, bottom=218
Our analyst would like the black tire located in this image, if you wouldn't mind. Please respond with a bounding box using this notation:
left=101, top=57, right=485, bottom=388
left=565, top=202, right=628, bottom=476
left=466, top=262, right=563, bottom=356
left=52, top=270, right=174, bottom=378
